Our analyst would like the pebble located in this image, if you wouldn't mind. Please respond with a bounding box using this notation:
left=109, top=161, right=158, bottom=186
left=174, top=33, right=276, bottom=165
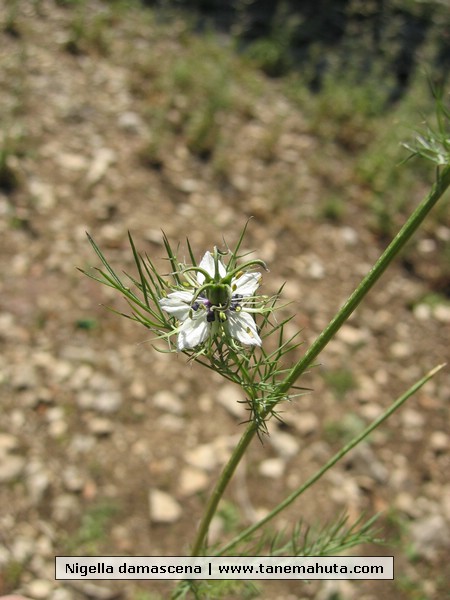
left=269, top=429, right=300, bottom=459
left=337, top=325, right=370, bottom=346
left=259, top=458, right=285, bottom=478
left=25, top=461, right=50, bottom=502
left=63, top=466, right=85, bottom=493
left=434, top=304, right=450, bottom=323
left=87, top=418, right=114, bottom=436
left=290, top=411, right=319, bottom=436
left=390, top=341, right=412, bottom=358
left=340, top=226, right=358, bottom=245
left=85, top=148, right=116, bottom=186
left=153, top=390, right=184, bottom=415
left=117, top=111, right=144, bottom=133
left=78, top=390, right=122, bottom=414
left=413, top=303, right=431, bottom=320
left=24, top=579, right=54, bottom=599
left=11, top=536, right=35, bottom=562
left=29, top=179, right=56, bottom=212
left=50, top=589, right=74, bottom=600
left=0, top=455, right=26, bottom=483
left=185, top=443, right=218, bottom=472
left=0, top=433, right=19, bottom=454
left=216, top=384, right=247, bottom=419
left=429, top=431, right=448, bottom=453
left=178, top=466, right=209, bottom=496
left=409, top=514, right=450, bottom=560
left=149, top=488, right=182, bottom=523
left=307, top=258, right=325, bottom=279
left=48, top=419, right=68, bottom=438
left=401, top=408, right=425, bottom=429
left=57, top=152, right=88, bottom=171
left=52, top=494, right=80, bottom=523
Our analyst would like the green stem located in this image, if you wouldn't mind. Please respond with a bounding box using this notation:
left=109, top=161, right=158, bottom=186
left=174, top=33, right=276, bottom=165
left=278, top=164, right=450, bottom=396
left=216, top=363, right=445, bottom=556
left=189, top=165, right=450, bottom=558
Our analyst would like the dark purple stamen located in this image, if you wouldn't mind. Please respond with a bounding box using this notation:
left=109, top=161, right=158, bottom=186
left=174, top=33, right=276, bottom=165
left=230, top=293, right=243, bottom=311
left=206, top=311, right=215, bottom=322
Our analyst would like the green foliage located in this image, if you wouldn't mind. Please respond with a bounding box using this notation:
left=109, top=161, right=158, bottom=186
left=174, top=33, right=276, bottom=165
left=324, top=414, right=366, bottom=444
left=173, top=579, right=259, bottom=600
left=65, top=500, right=120, bottom=554
left=322, top=368, right=356, bottom=401
left=217, top=500, right=241, bottom=534
left=2, top=560, right=24, bottom=590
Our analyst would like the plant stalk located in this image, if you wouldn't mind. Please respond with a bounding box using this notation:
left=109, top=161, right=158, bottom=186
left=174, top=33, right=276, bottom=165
left=216, top=363, right=445, bottom=555
left=189, top=165, right=450, bottom=558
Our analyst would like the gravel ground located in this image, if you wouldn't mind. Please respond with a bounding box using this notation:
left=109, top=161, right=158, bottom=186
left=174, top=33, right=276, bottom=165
left=0, top=2, right=449, bottom=599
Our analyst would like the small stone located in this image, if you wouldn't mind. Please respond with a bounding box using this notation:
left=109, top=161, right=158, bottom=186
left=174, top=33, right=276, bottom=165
left=153, top=390, right=183, bottom=415
left=25, top=579, right=54, bottom=599
left=149, top=489, right=182, bottom=523
left=11, top=364, right=38, bottom=390
left=429, top=431, right=448, bottom=453
left=87, top=418, right=114, bottom=436
left=401, top=409, right=425, bottom=429
left=269, top=430, right=300, bottom=459
left=216, top=384, right=247, bottom=419
left=185, top=444, right=217, bottom=472
left=340, top=226, right=358, bottom=245
left=57, top=153, right=87, bottom=171
left=50, top=589, right=74, bottom=600
left=63, top=466, right=85, bottom=493
left=86, top=148, right=116, bottom=186
left=29, top=179, right=56, bottom=212
left=48, top=420, right=68, bottom=438
left=394, top=492, right=419, bottom=518
left=26, top=461, right=50, bottom=502
left=11, top=536, right=35, bottom=562
left=0, top=544, right=10, bottom=566
left=434, top=304, right=450, bottom=323
left=413, top=303, right=431, bottom=321
left=291, top=412, right=319, bottom=436
left=178, top=467, right=209, bottom=496
left=390, top=342, right=411, bottom=358
left=52, top=494, right=79, bottom=522
left=91, top=391, right=122, bottom=414
left=158, top=414, right=184, bottom=431
left=117, top=111, right=144, bottom=133
left=0, top=433, right=19, bottom=455
left=307, top=259, right=325, bottom=279
left=70, top=434, right=96, bottom=454
left=409, top=515, right=450, bottom=560
left=0, top=455, right=25, bottom=482
left=337, top=325, right=370, bottom=346
left=259, top=458, right=285, bottom=478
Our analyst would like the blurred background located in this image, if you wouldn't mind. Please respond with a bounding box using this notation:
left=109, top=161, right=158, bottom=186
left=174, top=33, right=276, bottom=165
left=0, top=1, right=449, bottom=599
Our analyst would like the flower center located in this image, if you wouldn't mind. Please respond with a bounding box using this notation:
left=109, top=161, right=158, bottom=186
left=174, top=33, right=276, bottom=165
left=206, top=283, right=232, bottom=309
left=191, top=285, right=245, bottom=323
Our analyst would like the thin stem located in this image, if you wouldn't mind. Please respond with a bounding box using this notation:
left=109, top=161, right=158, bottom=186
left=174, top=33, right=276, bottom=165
left=189, top=165, right=450, bottom=558
left=278, top=164, right=450, bottom=396
left=189, top=419, right=255, bottom=557
left=216, top=363, right=445, bottom=556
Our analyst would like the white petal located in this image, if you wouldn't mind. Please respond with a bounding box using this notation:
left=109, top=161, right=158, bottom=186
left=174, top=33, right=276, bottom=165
left=197, top=251, right=226, bottom=284
left=226, top=311, right=261, bottom=346
left=177, top=315, right=210, bottom=350
left=231, top=272, right=261, bottom=296
left=159, top=290, right=193, bottom=320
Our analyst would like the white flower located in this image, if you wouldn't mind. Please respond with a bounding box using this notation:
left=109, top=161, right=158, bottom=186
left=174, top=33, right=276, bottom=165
left=159, top=251, right=263, bottom=351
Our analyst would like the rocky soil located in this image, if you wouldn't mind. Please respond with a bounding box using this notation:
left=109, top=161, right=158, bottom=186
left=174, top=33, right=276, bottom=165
left=0, top=2, right=449, bottom=599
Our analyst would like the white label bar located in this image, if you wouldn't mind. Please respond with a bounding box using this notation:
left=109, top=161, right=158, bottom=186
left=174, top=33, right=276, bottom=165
left=56, top=556, right=394, bottom=580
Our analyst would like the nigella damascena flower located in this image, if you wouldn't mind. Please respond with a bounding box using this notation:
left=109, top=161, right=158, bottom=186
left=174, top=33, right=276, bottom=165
left=159, top=250, right=267, bottom=351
